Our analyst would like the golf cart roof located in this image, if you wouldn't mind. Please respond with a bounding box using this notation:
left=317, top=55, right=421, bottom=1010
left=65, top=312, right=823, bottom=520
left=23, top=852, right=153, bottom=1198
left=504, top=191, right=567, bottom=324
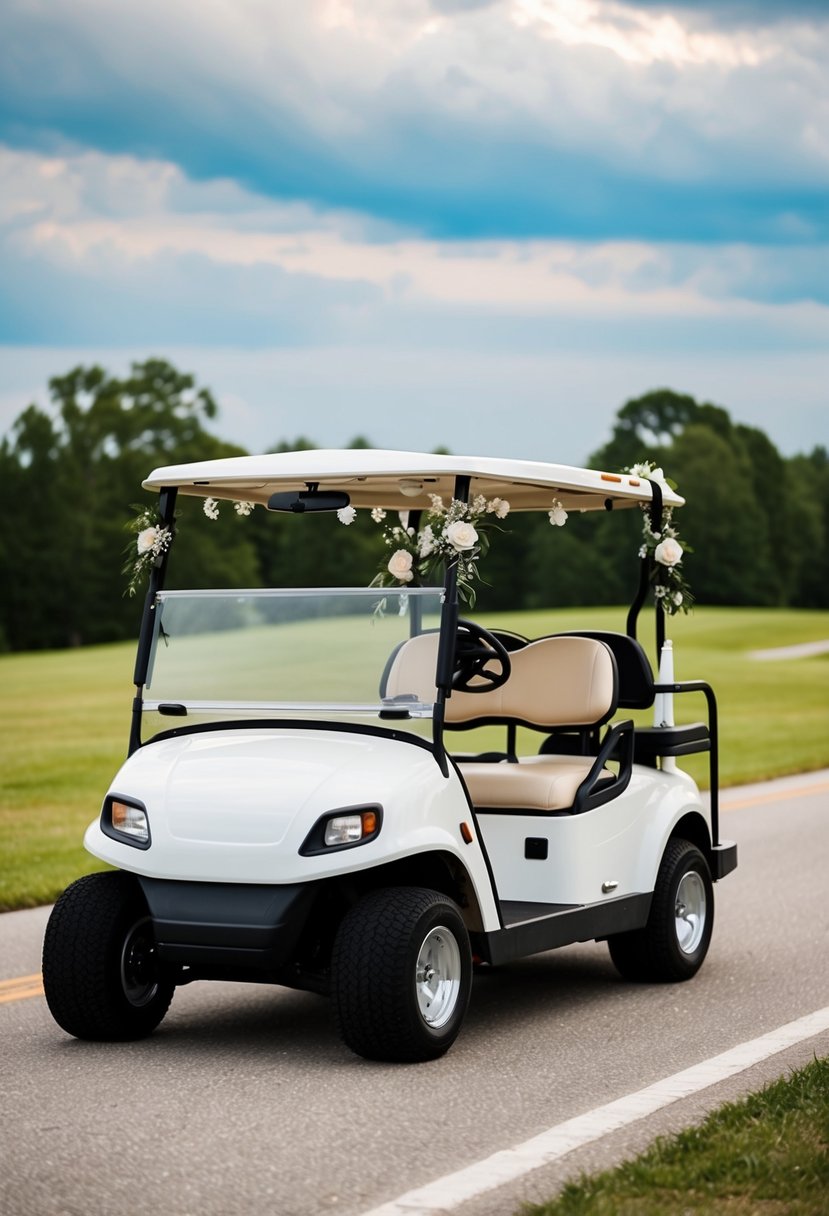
left=143, top=449, right=684, bottom=513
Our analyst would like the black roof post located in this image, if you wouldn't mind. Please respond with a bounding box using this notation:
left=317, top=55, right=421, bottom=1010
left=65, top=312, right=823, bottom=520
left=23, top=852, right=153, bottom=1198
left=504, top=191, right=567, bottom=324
left=626, top=477, right=665, bottom=667
left=129, top=486, right=178, bottom=755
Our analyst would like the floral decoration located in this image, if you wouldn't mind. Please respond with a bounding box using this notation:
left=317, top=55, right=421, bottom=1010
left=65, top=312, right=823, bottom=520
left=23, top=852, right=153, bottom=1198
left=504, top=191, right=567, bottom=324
left=203, top=496, right=255, bottom=519
left=123, top=506, right=173, bottom=597
left=626, top=460, right=694, bottom=615
left=548, top=498, right=568, bottom=527
left=369, top=493, right=512, bottom=607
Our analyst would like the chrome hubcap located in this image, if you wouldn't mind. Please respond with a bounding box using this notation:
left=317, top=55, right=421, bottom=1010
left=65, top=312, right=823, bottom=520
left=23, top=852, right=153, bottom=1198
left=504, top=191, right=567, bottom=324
left=675, top=871, right=706, bottom=954
left=415, top=926, right=461, bottom=1029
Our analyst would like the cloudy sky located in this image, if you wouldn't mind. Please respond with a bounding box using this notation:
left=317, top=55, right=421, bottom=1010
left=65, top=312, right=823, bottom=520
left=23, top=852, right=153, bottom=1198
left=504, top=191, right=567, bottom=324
left=1, top=0, right=827, bottom=463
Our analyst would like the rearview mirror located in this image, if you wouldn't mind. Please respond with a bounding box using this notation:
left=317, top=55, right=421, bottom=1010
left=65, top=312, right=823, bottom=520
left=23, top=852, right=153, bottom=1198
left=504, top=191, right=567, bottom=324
left=267, top=489, right=350, bottom=513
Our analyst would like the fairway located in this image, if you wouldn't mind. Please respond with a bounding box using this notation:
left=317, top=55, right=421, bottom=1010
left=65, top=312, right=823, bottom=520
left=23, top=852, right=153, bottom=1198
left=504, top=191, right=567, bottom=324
left=1, top=604, right=828, bottom=911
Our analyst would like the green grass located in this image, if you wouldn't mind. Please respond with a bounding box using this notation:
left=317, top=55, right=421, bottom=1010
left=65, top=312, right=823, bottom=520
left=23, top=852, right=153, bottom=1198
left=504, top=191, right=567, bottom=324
left=521, top=1056, right=829, bottom=1216
left=1, top=605, right=828, bottom=911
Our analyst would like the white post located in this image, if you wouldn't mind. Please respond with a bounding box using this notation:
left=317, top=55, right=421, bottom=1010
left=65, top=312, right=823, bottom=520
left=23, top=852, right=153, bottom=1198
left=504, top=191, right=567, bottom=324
left=656, top=639, right=677, bottom=773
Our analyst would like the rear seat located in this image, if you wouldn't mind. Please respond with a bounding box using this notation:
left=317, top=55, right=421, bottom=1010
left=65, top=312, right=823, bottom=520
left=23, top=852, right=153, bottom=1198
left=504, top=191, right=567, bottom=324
left=383, top=633, right=624, bottom=813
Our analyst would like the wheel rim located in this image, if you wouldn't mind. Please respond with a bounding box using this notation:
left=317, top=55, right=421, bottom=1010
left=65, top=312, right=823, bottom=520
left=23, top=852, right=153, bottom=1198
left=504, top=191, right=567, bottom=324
left=675, top=871, right=707, bottom=955
left=415, top=925, right=462, bottom=1029
left=120, top=917, right=161, bottom=1007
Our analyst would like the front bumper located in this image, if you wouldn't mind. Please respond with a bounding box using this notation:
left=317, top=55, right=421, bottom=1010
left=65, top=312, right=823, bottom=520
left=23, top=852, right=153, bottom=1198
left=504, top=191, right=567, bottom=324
left=138, top=876, right=317, bottom=972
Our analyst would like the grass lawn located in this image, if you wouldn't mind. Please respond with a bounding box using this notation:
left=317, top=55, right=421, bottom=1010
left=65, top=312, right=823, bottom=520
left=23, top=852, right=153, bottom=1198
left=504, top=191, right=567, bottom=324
left=521, top=1056, right=829, bottom=1216
left=1, top=604, right=828, bottom=911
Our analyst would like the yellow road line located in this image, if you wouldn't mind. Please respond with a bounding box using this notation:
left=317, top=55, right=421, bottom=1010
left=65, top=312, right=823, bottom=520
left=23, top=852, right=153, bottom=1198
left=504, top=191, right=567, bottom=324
left=722, top=780, right=829, bottom=812
left=0, top=973, right=44, bottom=1005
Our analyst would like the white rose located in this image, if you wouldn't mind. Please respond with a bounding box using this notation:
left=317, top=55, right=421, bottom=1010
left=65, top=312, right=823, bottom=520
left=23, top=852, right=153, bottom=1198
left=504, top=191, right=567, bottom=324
left=137, top=527, right=158, bottom=555
left=654, top=537, right=683, bottom=567
left=337, top=506, right=357, bottom=525
left=444, top=520, right=478, bottom=551
left=672, top=591, right=683, bottom=606
left=388, top=549, right=414, bottom=582
left=548, top=505, right=568, bottom=527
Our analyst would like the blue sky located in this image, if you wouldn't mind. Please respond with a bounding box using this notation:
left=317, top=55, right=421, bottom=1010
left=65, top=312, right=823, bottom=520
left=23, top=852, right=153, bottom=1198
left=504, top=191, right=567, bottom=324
left=1, top=0, right=827, bottom=462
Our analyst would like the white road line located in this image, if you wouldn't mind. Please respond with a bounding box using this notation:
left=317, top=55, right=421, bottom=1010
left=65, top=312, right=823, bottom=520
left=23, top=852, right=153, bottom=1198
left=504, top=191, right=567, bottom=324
left=360, top=1006, right=829, bottom=1216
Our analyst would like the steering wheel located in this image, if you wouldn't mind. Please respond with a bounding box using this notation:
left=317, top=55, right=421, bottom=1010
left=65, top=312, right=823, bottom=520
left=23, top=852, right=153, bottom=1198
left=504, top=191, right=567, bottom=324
left=452, top=619, right=512, bottom=693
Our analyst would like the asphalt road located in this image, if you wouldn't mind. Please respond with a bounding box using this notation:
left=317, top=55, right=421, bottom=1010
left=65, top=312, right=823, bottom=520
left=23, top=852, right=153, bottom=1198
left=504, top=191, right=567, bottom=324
left=1, top=771, right=828, bottom=1216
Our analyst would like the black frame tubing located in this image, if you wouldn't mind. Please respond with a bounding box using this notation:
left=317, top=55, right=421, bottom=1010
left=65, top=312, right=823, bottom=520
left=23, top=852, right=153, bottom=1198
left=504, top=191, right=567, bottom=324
left=432, top=475, right=471, bottom=777
left=626, top=477, right=665, bottom=662
left=653, top=679, right=720, bottom=844
left=129, top=486, right=178, bottom=755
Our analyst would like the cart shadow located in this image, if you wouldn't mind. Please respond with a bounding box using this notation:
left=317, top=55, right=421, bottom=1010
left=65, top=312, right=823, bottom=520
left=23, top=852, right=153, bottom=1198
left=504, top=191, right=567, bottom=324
left=42, top=945, right=627, bottom=1066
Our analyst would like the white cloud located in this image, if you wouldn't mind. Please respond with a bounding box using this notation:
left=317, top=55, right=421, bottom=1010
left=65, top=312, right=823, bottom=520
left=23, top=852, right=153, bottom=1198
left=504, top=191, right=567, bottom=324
left=3, top=145, right=829, bottom=324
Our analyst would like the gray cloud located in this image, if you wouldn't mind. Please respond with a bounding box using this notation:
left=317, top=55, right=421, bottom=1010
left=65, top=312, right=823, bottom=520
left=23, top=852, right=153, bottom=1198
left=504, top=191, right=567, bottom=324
left=1, top=1, right=827, bottom=241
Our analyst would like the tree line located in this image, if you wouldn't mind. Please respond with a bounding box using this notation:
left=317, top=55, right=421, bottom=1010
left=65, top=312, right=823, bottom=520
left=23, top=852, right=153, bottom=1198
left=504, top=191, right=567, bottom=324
left=1, top=361, right=826, bottom=652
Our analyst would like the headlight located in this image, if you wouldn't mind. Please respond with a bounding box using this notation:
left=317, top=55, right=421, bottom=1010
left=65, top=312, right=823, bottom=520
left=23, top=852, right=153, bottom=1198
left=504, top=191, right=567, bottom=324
left=324, top=810, right=378, bottom=847
left=102, top=795, right=151, bottom=849
left=300, top=805, right=382, bottom=856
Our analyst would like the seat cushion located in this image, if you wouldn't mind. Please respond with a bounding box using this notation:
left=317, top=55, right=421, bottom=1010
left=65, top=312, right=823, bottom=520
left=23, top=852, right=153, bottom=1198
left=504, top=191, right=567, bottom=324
left=458, top=754, right=614, bottom=812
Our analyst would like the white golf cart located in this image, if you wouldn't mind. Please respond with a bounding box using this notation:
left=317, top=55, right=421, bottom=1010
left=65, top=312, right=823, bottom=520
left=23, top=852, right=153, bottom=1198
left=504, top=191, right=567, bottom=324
left=42, top=450, right=736, bottom=1062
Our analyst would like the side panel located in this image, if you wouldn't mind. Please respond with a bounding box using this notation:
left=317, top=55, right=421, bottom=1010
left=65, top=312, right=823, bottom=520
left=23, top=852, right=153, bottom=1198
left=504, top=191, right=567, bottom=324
left=474, top=765, right=709, bottom=906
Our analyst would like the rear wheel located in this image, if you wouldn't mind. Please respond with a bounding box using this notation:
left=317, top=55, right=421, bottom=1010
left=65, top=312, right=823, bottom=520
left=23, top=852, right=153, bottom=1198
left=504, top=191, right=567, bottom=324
left=608, top=839, right=714, bottom=982
left=331, top=887, right=472, bottom=1062
left=43, top=871, right=174, bottom=1040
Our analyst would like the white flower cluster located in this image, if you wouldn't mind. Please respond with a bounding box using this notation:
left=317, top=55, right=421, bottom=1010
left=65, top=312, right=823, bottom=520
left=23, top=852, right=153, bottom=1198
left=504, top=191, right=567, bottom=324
left=203, top=496, right=255, bottom=520
left=124, top=506, right=174, bottom=597
left=626, top=461, right=693, bottom=616
left=369, top=494, right=511, bottom=606
left=628, top=462, right=667, bottom=486
left=136, top=525, right=172, bottom=558
left=548, top=498, right=568, bottom=527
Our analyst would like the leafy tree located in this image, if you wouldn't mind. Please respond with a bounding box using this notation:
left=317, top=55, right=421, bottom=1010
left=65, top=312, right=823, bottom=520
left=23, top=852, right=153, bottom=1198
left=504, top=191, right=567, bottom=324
left=0, top=360, right=259, bottom=649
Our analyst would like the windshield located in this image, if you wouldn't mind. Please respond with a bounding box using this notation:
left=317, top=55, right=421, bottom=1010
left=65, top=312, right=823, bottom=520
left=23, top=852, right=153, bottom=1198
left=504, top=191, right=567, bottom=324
left=142, top=587, right=444, bottom=727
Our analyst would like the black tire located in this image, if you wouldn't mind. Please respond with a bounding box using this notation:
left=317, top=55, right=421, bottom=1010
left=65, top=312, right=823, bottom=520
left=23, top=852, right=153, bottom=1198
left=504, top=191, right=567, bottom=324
left=331, top=887, right=472, bottom=1063
left=42, top=871, right=174, bottom=1041
left=608, top=839, right=714, bottom=983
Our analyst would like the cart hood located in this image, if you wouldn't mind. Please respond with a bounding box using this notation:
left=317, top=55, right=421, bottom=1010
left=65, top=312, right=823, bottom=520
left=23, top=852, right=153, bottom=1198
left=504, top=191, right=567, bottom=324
left=112, top=727, right=437, bottom=846
left=88, top=725, right=459, bottom=884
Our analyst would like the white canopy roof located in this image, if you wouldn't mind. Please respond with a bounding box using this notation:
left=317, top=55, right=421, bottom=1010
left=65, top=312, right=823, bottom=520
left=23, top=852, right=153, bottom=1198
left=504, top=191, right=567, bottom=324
left=143, top=448, right=684, bottom=513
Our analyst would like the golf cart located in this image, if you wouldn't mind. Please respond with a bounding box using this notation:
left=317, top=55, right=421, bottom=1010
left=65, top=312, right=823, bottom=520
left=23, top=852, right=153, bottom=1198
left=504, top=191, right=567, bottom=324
left=42, top=449, right=737, bottom=1062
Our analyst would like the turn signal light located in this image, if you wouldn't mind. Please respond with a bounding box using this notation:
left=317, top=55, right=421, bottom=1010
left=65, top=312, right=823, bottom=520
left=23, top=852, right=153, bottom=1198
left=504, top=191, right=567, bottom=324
left=110, top=799, right=149, bottom=844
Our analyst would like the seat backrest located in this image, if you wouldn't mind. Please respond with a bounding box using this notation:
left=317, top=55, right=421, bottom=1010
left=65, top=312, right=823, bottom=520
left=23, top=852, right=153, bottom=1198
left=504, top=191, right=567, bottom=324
left=383, top=632, right=618, bottom=730
left=554, top=631, right=654, bottom=709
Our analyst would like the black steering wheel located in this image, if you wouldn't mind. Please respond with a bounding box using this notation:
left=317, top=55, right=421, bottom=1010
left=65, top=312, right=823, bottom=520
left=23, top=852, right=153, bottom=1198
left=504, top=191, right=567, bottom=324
left=452, top=619, right=512, bottom=693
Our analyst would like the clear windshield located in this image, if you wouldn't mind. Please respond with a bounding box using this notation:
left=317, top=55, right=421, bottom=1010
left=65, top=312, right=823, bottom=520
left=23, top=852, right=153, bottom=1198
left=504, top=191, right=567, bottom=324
left=143, top=587, right=444, bottom=722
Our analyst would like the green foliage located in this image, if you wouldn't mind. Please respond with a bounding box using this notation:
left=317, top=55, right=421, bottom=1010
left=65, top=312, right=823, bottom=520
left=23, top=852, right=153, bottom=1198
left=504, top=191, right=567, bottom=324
left=522, top=1056, right=829, bottom=1216
left=589, top=389, right=829, bottom=613
left=2, top=369, right=828, bottom=655
left=0, top=359, right=259, bottom=649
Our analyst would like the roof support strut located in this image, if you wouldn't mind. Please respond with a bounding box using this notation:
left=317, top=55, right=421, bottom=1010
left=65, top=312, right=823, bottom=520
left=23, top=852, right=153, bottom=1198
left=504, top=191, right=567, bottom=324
left=129, top=486, right=178, bottom=755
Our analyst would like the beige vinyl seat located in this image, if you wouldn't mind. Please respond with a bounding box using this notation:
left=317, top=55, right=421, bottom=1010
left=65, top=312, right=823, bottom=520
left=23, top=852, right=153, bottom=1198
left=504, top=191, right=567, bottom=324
left=383, top=632, right=626, bottom=813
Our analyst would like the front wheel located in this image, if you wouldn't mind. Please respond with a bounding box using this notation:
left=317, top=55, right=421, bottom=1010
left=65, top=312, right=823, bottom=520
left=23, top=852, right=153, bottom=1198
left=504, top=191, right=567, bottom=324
left=608, top=839, right=714, bottom=983
left=43, top=871, right=174, bottom=1040
left=331, top=887, right=472, bottom=1062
